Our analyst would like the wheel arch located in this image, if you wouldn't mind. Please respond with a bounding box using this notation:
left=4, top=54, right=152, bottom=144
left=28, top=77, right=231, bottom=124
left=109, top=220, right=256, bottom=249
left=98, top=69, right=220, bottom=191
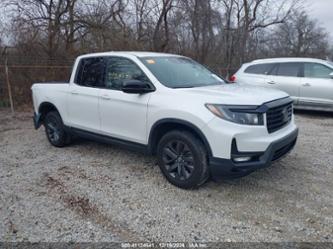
left=148, top=118, right=212, bottom=157
left=37, top=102, right=62, bottom=125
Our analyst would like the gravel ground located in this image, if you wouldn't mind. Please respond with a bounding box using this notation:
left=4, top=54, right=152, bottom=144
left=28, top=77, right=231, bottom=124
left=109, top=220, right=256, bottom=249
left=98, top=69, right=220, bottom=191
left=0, top=108, right=332, bottom=242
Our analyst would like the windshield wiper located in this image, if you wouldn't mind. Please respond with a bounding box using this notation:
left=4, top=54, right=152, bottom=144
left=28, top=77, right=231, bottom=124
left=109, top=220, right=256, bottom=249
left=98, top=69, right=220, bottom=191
left=171, top=81, right=225, bottom=89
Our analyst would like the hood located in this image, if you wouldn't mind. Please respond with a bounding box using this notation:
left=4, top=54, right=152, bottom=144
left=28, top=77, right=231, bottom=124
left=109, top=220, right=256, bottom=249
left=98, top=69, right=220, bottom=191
left=178, top=84, right=289, bottom=106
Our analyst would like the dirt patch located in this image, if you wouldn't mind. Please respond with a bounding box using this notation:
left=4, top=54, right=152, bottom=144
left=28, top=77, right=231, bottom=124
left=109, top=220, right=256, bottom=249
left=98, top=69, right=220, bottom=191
left=42, top=172, right=142, bottom=241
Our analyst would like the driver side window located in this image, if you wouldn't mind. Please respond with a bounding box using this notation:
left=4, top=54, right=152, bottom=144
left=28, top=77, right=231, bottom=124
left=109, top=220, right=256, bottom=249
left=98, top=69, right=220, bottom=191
left=104, top=57, right=151, bottom=90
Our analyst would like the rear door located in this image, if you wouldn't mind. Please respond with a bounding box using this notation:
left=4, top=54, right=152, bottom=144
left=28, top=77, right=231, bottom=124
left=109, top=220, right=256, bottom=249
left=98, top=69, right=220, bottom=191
left=267, top=62, right=302, bottom=104
left=98, top=56, right=153, bottom=144
left=67, top=57, right=105, bottom=132
left=299, top=62, right=333, bottom=109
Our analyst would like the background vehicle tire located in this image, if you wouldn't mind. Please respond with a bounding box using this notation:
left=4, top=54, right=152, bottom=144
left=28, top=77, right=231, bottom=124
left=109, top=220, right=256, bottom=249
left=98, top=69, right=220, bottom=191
left=44, top=111, right=71, bottom=147
left=157, top=130, right=209, bottom=189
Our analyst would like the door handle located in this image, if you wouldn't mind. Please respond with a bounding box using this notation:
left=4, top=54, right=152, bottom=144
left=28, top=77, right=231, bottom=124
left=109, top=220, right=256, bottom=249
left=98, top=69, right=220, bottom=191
left=101, top=94, right=111, bottom=100
left=302, top=83, right=311, bottom=87
left=71, top=91, right=79, bottom=95
left=267, top=81, right=276, bottom=84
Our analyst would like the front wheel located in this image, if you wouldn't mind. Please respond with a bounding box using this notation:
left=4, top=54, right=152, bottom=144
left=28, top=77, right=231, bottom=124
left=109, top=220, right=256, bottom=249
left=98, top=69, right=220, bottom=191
left=157, top=130, right=209, bottom=189
left=44, top=111, right=71, bottom=147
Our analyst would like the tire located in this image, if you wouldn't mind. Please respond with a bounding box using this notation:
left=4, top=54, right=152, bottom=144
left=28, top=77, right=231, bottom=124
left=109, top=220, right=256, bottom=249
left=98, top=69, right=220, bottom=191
left=44, top=111, right=71, bottom=147
left=157, top=130, right=209, bottom=189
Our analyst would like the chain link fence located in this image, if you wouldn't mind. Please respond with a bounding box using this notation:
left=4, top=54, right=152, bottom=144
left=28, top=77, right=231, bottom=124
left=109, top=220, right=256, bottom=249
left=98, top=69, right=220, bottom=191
left=0, top=55, right=74, bottom=109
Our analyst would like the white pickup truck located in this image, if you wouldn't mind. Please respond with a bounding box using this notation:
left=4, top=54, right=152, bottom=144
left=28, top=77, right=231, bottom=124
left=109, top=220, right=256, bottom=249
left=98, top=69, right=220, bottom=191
left=32, top=52, right=298, bottom=189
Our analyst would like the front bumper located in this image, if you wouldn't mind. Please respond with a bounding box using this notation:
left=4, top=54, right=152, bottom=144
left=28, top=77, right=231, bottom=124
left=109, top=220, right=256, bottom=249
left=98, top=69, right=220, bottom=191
left=209, top=128, right=298, bottom=179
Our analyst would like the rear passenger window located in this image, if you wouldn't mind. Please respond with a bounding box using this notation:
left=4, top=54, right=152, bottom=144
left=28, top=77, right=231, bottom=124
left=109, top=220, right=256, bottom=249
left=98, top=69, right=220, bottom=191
left=244, top=63, right=275, bottom=75
left=304, top=63, right=333, bottom=79
left=76, top=57, right=105, bottom=87
left=276, top=63, right=301, bottom=77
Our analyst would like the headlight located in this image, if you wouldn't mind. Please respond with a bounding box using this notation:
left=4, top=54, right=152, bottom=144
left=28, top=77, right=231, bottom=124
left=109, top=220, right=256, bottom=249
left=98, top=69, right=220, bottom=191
left=205, top=104, right=264, bottom=125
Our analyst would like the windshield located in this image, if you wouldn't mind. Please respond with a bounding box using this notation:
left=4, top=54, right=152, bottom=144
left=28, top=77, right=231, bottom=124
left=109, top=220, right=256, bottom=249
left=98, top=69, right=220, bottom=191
left=327, top=61, right=333, bottom=68
left=140, top=56, right=225, bottom=88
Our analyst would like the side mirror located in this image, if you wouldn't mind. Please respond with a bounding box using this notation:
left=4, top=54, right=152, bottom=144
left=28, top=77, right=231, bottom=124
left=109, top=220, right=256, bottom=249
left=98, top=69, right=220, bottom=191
left=121, top=80, right=154, bottom=94
left=330, top=72, right=333, bottom=79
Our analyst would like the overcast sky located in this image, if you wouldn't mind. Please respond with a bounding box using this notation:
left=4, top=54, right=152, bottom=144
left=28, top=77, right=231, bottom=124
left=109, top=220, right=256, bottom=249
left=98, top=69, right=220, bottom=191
left=305, top=0, right=333, bottom=39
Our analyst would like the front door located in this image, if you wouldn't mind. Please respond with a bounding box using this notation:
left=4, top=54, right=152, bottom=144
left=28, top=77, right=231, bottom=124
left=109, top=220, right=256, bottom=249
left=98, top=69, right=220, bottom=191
left=99, top=56, right=153, bottom=144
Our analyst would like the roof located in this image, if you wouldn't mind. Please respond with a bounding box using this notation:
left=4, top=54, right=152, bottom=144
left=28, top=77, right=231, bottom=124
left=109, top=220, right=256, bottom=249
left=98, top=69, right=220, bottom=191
left=78, top=51, right=183, bottom=59
left=251, top=57, right=330, bottom=64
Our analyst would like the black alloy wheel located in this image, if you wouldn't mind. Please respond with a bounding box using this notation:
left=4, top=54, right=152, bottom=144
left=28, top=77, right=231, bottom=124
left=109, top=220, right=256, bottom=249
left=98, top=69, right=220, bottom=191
left=157, top=130, right=209, bottom=189
left=162, top=140, right=195, bottom=180
left=44, top=111, right=71, bottom=147
left=46, top=116, right=61, bottom=144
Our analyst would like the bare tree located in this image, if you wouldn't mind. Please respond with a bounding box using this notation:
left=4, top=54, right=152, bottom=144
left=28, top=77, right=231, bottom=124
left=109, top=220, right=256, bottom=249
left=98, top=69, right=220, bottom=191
left=232, top=0, right=301, bottom=64
left=0, top=0, right=330, bottom=72
left=180, top=0, right=219, bottom=63
left=63, top=0, right=79, bottom=54
left=4, top=0, right=73, bottom=59
left=132, top=0, right=150, bottom=46
left=151, top=0, right=174, bottom=51
left=270, top=10, right=330, bottom=58
left=75, top=0, right=127, bottom=51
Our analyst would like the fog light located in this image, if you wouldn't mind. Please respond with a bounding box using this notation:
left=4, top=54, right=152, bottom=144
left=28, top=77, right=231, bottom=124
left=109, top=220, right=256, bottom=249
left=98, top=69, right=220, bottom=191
left=233, top=156, right=252, bottom=163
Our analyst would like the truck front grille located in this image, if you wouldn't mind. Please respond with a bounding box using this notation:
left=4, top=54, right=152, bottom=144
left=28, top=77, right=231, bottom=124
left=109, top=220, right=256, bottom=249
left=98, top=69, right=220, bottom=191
left=266, top=102, right=292, bottom=133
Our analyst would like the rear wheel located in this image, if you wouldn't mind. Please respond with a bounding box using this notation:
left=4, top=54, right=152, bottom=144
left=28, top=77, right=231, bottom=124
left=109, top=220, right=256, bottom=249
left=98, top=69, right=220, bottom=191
left=157, top=130, right=209, bottom=189
left=44, top=111, right=71, bottom=147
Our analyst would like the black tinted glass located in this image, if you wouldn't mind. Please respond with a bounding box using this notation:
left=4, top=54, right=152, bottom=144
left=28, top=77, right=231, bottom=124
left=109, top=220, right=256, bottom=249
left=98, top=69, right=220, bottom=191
left=244, top=64, right=275, bottom=75
left=276, top=63, right=301, bottom=77
left=76, top=57, right=105, bottom=87
left=104, top=57, right=150, bottom=90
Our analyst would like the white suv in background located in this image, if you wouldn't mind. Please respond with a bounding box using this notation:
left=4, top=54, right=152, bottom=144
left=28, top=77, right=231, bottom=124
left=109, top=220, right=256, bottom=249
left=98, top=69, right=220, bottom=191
left=233, top=58, right=333, bottom=112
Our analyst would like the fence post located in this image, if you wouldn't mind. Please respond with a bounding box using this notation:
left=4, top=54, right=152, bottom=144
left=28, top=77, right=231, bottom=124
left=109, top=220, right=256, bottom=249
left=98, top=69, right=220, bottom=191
left=3, top=47, right=14, bottom=114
